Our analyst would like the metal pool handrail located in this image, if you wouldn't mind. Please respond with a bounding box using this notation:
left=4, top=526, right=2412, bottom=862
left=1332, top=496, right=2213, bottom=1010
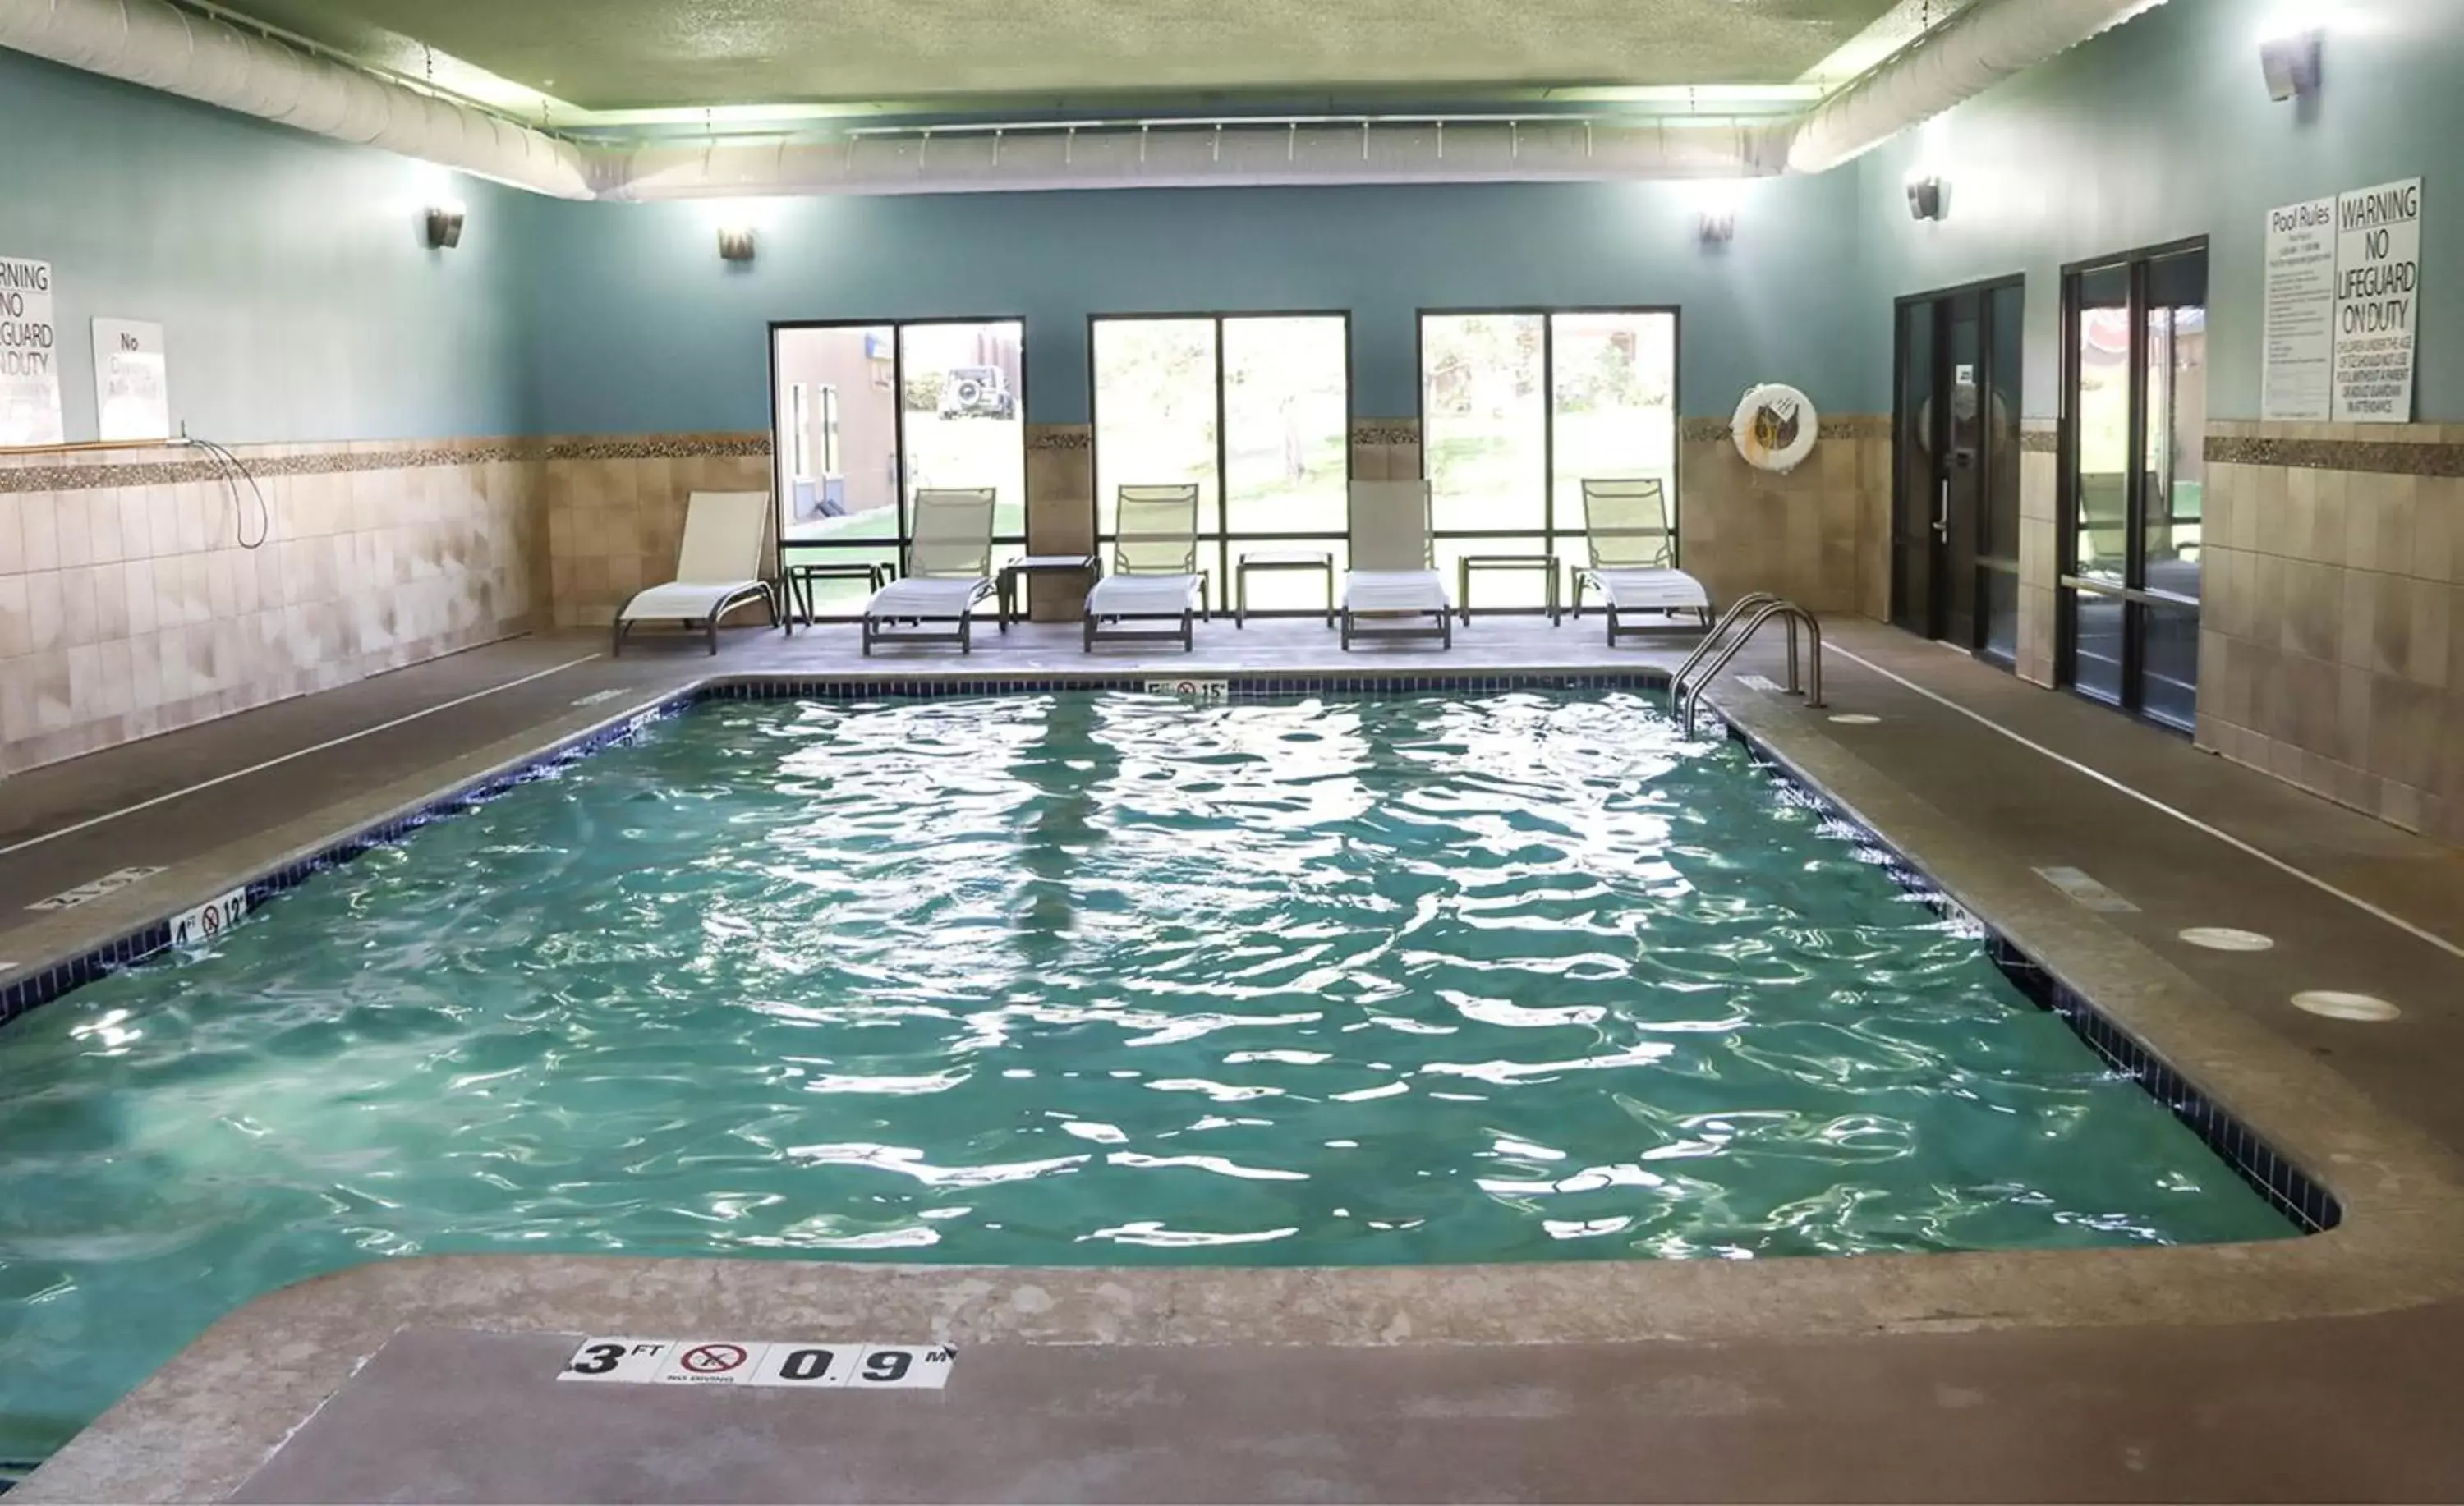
left=1672, top=592, right=1789, bottom=693
left=1676, top=600, right=1824, bottom=738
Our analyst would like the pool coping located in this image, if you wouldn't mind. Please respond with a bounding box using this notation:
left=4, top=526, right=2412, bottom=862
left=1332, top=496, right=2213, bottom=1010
left=14, top=667, right=2464, bottom=1502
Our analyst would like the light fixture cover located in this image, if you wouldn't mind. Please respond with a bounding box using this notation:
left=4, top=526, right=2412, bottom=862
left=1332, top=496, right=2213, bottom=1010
left=425, top=205, right=466, bottom=250
left=1905, top=177, right=1947, bottom=222
left=718, top=227, right=757, bottom=262
left=2259, top=28, right=2324, bottom=101
left=1698, top=209, right=1736, bottom=244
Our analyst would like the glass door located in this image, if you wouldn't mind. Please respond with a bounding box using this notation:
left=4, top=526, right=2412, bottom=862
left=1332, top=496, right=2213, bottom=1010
left=1891, top=280, right=2022, bottom=663
left=2060, top=245, right=2208, bottom=730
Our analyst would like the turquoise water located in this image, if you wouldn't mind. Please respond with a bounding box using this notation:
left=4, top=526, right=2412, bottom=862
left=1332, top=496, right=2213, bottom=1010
left=0, top=691, right=2287, bottom=1461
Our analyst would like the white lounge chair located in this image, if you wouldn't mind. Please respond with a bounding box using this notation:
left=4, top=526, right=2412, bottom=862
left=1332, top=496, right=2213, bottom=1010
left=613, top=489, right=776, bottom=656
left=862, top=487, right=999, bottom=655
left=1341, top=479, right=1452, bottom=650
left=1573, top=477, right=1712, bottom=644
left=1083, top=484, right=1207, bottom=652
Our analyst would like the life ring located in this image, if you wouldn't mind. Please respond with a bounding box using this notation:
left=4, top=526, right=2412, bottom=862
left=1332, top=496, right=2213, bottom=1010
left=1731, top=383, right=1819, bottom=474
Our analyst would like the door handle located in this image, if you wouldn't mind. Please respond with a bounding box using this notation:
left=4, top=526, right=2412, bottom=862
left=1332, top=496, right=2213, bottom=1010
left=1933, top=479, right=1950, bottom=539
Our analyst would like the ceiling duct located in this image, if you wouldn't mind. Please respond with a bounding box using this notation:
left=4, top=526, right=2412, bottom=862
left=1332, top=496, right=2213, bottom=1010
left=0, top=0, right=593, bottom=198
left=2, top=0, right=2174, bottom=200
left=601, top=118, right=1786, bottom=200
left=1785, top=0, right=2176, bottom=174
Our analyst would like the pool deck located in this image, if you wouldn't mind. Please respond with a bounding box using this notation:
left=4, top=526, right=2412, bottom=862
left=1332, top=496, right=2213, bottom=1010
left=7, top=614, right=2464, bottom=1502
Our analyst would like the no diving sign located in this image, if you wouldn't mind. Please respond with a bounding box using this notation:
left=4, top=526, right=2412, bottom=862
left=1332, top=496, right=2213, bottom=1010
left=562, top=1337, right=954, bottom=1390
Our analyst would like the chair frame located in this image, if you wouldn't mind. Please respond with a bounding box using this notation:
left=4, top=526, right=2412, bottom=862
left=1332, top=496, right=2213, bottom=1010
left=1084, top=483, right=1209, bottom=653
left=862, top=488, right=1000, bottom=656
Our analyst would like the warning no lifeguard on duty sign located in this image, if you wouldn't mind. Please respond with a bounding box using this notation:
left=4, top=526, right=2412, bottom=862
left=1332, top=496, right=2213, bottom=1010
left=561, top=1337, right=954, bottom=1390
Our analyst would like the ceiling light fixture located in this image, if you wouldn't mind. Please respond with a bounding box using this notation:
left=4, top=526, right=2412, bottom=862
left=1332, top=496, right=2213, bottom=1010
left=424, top=201, right=467, bottom=250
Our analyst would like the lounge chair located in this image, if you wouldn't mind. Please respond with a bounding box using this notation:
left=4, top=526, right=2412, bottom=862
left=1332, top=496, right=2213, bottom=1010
left=613, top=489, right=776, bottom=656
left=861, top=487, right=999, bottom=655
left=1340, top=479, right=1452, bottom=650
left=1083, top=484, right=1207, bottom=652
left=1572, top=477, right=1711, bottom=644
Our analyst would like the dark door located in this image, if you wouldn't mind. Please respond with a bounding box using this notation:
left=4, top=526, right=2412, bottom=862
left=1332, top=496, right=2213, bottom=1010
left=1938, top=292, right=1984, bottom=650
left=1892, top=282, right=2020, bottom=659
left=1889, top=302, right=1938, bottom=636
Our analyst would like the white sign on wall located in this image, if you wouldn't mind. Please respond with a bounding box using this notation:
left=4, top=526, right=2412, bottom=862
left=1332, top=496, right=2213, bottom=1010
left=2330, top=178, right=2421, bottom=424
left=93, top=318, right=171, bottom=442
left=0, top=256, right=63, bottom=447
left=2263, top=178, right=2423, bottom=424
left=2261, top=197, right=2335, bottom=420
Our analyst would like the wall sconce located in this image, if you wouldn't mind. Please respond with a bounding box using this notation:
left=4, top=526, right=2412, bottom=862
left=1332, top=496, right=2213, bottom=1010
left=2259, top=25, right=2324, bottom=101
left=1905, top=176, right=1948, bottom=223
left=717, top=226, right=757, bottom=263
left=1697, top=209, right=1736, bottom=246
left=424, top=202, right=467, bottom=250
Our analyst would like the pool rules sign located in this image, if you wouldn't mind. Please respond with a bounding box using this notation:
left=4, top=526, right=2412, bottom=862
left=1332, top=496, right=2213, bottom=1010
left=2264, top=178, right=2423, bottom=423
left=0, top=256, right=63, bottom=447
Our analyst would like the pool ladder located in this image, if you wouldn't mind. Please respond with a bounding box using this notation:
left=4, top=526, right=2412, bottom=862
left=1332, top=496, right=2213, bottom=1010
left=1669, top=594, right=1824, bottom=738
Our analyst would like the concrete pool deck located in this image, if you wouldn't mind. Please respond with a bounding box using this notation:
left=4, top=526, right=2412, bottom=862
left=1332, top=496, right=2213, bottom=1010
left=6, top=616, right=2464, bottom=1501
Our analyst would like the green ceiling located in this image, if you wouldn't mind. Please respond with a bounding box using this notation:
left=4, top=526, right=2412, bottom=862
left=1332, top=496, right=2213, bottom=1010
left=214, top=0, right=1915, bottom=114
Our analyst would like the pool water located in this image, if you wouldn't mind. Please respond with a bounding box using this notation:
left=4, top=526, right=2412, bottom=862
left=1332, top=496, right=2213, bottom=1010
left=0, top=691, right=2287, bottom=1461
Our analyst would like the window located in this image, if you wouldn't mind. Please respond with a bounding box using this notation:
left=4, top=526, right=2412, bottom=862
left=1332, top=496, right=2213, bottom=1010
left=1091, top=313, right=1350, bottom=611
left=1420, top=310, right=1679, bottom=608
left=788, top=383, right=840, bottom=480
left=2060, top=244, right=2207, bottom=730
left=770, top=319, right=1027, bottom=618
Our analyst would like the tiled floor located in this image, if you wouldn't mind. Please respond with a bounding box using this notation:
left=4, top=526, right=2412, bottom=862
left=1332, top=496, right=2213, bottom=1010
left=7, top=613, right=2464, bottom=1502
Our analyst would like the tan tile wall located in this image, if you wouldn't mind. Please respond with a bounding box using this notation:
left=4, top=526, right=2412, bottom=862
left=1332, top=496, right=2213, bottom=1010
left=1024, top=426, right=1095, bottom=622
left=2195, top=420, right=2464, bottom=844
left=0, top=442, right=540, bottom=775
left=1676, top=419, right=1888, bottom=615
left=538, top=440, right=775, bottom=629
left=2016, top=426, right=2059, bottom=687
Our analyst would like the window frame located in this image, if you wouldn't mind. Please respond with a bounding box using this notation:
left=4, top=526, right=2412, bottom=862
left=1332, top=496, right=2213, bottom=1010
left=1086, top=309, right=1356, bottom=608
left=1413, top=305, right=1686, bottom=578
left=2055, top=236, right=2209, bottom=732
left=768, top=315, right=1030, bottom=613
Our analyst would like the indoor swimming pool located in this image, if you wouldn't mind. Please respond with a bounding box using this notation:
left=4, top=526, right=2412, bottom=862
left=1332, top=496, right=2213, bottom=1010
left=0, top=687, right=2292, bottom=1463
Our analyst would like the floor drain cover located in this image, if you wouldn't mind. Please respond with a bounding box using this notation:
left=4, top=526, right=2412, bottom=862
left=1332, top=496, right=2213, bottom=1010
left=2290, top=990, right=2400, bottom=1022
left=2179, top=927, right=2275, bottom=952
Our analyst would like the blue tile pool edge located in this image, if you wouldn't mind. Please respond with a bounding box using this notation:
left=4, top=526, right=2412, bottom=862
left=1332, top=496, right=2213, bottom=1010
left=0, top=668, right=2335, bottom=1241
left=1726, top=722, right=2340, bottom=1236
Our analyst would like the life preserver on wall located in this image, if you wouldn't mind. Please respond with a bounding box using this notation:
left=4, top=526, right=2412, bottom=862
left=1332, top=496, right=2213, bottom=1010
left=1731, top=383, right=1820, bottom=474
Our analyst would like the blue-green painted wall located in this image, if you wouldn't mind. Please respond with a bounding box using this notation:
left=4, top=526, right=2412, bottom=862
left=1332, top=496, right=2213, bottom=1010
left=1855, top=0, right=2464, bottom=420
left=0, top=48, right=528, bottom=444
left=513, top=177, right=1869, bottom=432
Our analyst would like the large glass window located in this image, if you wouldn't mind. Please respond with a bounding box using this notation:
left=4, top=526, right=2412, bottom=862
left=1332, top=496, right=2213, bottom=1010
left=1420, top=310, right=1679, bottom=609
left=1092, top=317, right=1219, bottom=539
left=1091, top=313, right=1351, bottom=611
left=2061, top=246, right=2207, bottom=730
left=771, top=319, right=1026, bottom=618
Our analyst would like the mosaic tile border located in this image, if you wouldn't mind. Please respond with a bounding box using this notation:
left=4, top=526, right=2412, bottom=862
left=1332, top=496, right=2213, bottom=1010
left=0, top=433, right=773, bottom=494
left=1732, top=727, right=2338, bottom=1237
left=1676, top=415, right=1887, bottom=445
left=2204, top=434, right=2464, bottom=476
left=0, top=670, right=2331, bottom=1243
left=1348, top=424, right=1420, bottom=446
left=2020, top=428, right=2059, bottom=454
left=0, top=440, right=531, bottom=495
left=1024, top=427, right=1093, bottom=452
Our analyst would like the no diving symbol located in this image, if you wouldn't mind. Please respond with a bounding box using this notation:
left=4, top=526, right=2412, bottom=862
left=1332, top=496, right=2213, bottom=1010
left=200, top=907, right=222, bottom=936
left=680, top=1343, right=748, bottom=1375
